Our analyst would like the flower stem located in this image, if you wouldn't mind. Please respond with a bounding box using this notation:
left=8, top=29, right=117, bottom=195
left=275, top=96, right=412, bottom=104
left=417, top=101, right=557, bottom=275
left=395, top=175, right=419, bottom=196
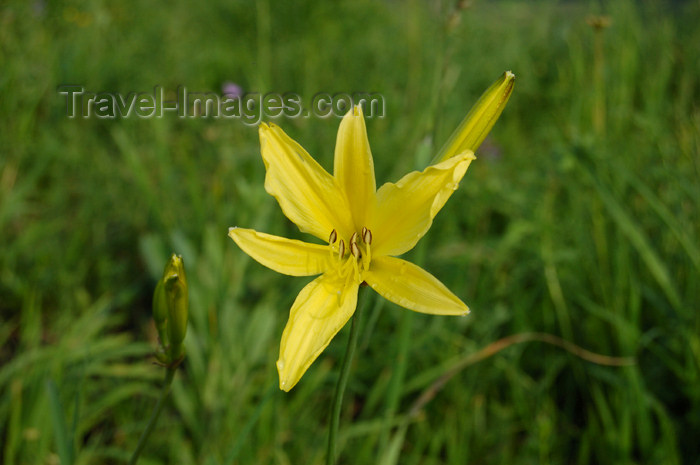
left=128, top=366, right=177, bottom=465
left=326, top=287, right=366, bottom=465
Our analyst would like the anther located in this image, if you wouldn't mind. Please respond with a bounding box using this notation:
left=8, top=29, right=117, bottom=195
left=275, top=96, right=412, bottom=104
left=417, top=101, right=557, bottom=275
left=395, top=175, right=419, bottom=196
left=329, top=229, right=337, bottom=244
left=350, top=232, right=358, bottom=245
left=350, top=241, right=361, bottom=259
left=362, top=227, right=372, bottom=245
left=338, top=239, right=345, bottom=258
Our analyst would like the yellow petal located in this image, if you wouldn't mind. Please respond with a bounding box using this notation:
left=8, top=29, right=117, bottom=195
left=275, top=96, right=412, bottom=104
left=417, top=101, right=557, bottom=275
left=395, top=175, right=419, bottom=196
left=277, top=274, right=359, bottom=391
left=333, top=106, right=376, bottom=229
left=228, top=227, right=329, bottom=276
left=435, top=71, right=515, bottom=162
left=259, top=123, right=354, bottom=241
left=368, top=151, right=475, bottom=257
left=364, top=256, right=469, bottom=316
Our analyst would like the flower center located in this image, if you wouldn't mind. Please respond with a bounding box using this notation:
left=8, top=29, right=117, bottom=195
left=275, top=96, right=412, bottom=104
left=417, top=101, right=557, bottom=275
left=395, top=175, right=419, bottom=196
left=327, top=227, right=373, bottom=286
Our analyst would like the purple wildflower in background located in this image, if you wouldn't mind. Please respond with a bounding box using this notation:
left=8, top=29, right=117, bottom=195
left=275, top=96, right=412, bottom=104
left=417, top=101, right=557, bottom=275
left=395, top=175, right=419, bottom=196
left=222, top=82, right=243, bottom=99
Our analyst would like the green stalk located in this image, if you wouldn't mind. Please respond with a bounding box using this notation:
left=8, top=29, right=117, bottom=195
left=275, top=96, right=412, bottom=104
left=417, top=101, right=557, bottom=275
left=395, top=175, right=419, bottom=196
left=326, top=287, right=367, bottom=465
left=378, top=309, right=412, bottom=453
left=128, top=366, right=177, bottom=465
left=378, top=238, right=426, bottom=452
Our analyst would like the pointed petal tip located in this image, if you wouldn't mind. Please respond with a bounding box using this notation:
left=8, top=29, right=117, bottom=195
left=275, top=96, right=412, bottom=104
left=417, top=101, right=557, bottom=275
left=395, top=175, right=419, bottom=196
left=227, top=226, right=238, bottom=237
left=277, top=359, right=292, bottom=391
left=259, top=122, right=280, bottom=135
left=343, top=105, right=363, bottom=119
left=460, top=149, right=476, bottom=161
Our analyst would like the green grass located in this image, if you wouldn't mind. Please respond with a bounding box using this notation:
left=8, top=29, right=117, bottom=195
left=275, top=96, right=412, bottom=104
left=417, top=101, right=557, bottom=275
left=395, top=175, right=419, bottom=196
left=1, top=0, right=699, bottom=463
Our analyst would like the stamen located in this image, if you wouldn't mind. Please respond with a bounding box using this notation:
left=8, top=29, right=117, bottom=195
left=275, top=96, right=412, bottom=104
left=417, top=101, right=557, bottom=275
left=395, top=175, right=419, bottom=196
left=329, top=229, right=337, bottom=244
left=350, top=241, right=361, bottom=259
left=362, top=227, right=372, bottom=245
left=338, top=239, right=345, bottom=258
left=350, top=231, right=361, bottom=258
left=351, top=254, right=360, bottom=279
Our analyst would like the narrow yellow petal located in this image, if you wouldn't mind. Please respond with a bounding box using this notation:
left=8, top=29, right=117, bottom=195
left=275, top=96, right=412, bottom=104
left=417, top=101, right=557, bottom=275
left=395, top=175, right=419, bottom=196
left=260, top=123, right=354, bottom=241
left=435, top=71, right=515, bottom=162
left=334, top=106, right=376, bottom=229
left=277, top=274, right=359, bottom=391
left=364, top=256, right=469, bottom=316
left=368, top=151, right=475, bottom=257
left=228, top=227, right=329, bottom=276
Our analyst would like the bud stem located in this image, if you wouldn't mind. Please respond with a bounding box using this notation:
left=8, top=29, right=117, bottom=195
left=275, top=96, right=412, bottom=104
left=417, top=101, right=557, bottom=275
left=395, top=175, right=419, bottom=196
left=128, top=366, right=177, bottom=465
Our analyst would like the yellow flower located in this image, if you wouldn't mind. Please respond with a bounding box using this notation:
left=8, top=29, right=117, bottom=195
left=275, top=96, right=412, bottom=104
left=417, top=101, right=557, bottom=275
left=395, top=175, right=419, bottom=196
left=229, top=106, right=474, bottom=391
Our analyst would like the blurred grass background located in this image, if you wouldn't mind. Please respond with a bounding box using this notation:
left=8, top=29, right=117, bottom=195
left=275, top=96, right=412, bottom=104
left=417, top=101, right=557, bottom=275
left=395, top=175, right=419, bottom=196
left=1, top=0, right=699, bottom=463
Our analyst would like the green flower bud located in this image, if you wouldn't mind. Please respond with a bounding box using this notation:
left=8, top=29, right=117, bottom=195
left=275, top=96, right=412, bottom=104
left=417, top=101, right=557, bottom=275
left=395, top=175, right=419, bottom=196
left=151, top=254, right=189, bottom=365
left=435, top=70, right=515, bottom=163
left=163, top=255, right=188, bottom=357
left=152, top=279, right=170, bottom=348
